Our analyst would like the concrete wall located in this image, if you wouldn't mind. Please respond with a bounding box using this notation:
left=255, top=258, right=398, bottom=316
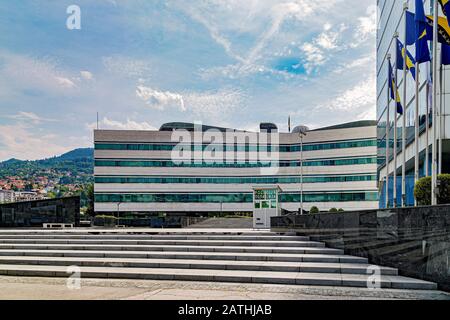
left=271, top=205, right=450, bottom=291
left=0, top=197, right=81, bottom=227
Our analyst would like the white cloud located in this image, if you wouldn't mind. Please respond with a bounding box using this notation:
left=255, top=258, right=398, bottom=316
left=86, top=117, right=157, bottom=131
left=55, top=77, right=76, bottom=88
left=316, top=74, right=376, bottom=114
left=136, top=86, right=186, bottom=111
left=135, top=85, right=246, bottom=122
left=0, top=52, right=78, bottom=94
left=7, top=111, right=56, bottom=125
left=103, top=56, right=153, bottom=79
left=0, top=124, right=79, bottom=161
left=80, top=71, right=93, bottom=80
left=185, top=88, right=246, bottom=120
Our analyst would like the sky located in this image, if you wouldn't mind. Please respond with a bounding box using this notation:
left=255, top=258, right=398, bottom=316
left=0, top=0, right=377, bottom=161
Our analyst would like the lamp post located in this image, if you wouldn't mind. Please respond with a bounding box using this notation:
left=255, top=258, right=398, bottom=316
left=293, top=125, right=309, bottom=215
left=116, top=202, right=122, bottom=226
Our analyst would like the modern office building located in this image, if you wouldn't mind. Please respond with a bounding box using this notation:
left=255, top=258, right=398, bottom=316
left=377, top=0, right=450, bottom=208
left=94, top=120, right=378, bottom=215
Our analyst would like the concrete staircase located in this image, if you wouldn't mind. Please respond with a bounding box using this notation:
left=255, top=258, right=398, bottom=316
left=0, top=229, right=438, bottom=290
left=188, top=217, right=253, bottom=229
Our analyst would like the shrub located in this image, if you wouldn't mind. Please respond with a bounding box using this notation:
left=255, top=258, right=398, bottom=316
left=329, top=208, right=338, bottom=213
left=338, top=208, right=345, bottom=212
left=414, top=174, right=450, bottom=205
left=309, top=206, right=319, bottom=214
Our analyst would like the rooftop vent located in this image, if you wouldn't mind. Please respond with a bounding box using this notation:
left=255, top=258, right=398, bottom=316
left=260, top=123, right=278, bottom=133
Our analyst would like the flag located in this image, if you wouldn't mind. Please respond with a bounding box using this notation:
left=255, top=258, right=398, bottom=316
left=415, top=0, right=431, bottom=63
left=426, top=15, right=450, bottom=45
left=406, top=11, right=418, bottom=45
left=426, top=61, right=432, bottom=113
left=442, top=43, right=450, bottom=65
left=396, top=39, right=417, bottom=79
left=439, top=0, right=450, bottom=23
left=389, top=60, right=403, bottom=115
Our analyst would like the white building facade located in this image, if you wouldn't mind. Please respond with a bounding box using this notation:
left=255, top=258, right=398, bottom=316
left=94, top=121, right=378, bottom=215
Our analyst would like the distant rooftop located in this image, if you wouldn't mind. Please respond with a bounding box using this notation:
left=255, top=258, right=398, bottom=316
left=310, top=120, right=377, bottom=132
left=159, top=120, right=376, bottom=133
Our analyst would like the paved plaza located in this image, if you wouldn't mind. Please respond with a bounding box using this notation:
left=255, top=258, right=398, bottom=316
left=0, top=276, right=449, bottom=300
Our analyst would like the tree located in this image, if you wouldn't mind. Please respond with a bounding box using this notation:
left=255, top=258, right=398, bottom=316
left=84, top=184, right=95, bottom=217
left=329, top=208, right=338, bottom=213
left=414, top=174, right=450, bottom=205
left=309, top=206, right=319, bottom=214
left=338, top=208, right=345, bottom=212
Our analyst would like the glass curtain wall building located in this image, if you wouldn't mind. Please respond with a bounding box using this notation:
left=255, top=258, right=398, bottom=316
left=94, top=121, right=378, bottom=215
left=377, top=0, right=450, bottom=208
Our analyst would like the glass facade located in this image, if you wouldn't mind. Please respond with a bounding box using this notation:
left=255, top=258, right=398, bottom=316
left=95, top=192, right=378, bottom=203
left=95, top=175, right=377, bottom=184
left=95, top=139, right=376, bottom=152
left=376, top=0, right=439, bottom=208
left=95, top=157, right=377, bottom=168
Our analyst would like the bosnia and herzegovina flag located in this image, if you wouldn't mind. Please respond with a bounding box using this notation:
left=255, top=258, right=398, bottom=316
left=415, top=0, right=431, bottom=63
left=389, top=60, right=403, bottom=115
left=439, top=0, right=450, bottom=22
left=396, top=39, right=417, bottom=80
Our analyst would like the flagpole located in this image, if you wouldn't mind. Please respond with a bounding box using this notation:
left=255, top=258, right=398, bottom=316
left=392, top=32, right=399, bottom=208
left=386, top=54, right=392, bottom=209
left=426, top=61, right=430, bottom=177
left=414, top=61, right=420, bottom=206
left=432, top=0, right=439, bottom=206
left=393, top=32, right=399, bottom=208
left=401, top=1, right=408, bottom=207
left=439, top=63, right=443, bottom=175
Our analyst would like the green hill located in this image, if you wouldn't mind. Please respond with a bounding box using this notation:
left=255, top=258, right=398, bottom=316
left=0, top=148, right=94, bottom=185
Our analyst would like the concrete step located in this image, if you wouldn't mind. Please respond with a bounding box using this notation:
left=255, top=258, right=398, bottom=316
left=0, top=235, right=310, bottom=241
left=0, top=230, right=275, bottom=236
left=0, top=243, right=342, bottom=255
left=0, top=239, right=323, bottom=248
left=0, top=256, right=398, bottom=275
left=0, top=264, right=436, bottom=290
left=0, top=249, right=368, bottom=263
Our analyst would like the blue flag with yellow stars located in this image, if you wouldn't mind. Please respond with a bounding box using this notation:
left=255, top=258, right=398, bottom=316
left=415, top=0, right=431, bottom=63
left=442, top=43, right=450, bottom=65
left=389, top=60, right=403, bottom=115
left=439, top=0, right=450, bottom=23
left=396, top=39, right=416, bottom=80
left=406, top=11, right=417, bottom=45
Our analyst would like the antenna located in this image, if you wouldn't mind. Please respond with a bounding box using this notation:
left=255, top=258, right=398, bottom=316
left=96, top=112, right=99, bottom=130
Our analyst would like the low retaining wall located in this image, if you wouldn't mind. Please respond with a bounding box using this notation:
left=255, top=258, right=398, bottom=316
left=271, top=205, right=450, bottom=291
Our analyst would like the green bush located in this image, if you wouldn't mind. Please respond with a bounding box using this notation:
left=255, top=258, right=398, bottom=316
left=309, top=206, right=319, bottom=214
left=414, top=174, right=450, bottom=205
left=338, top=208, right=345, bottom=212
left=329, top=208, right=338, bottom=213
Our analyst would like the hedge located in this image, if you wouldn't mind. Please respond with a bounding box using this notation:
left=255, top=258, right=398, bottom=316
left=414, top=174, right=450, bottom=205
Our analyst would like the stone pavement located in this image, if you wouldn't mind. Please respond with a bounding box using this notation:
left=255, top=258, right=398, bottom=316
left=0, top=276, right=449, bottom=300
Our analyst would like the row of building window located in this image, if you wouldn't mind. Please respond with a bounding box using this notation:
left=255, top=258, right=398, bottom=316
left=94, top=139, right=376, bottom=152
left=94, top=175, right=377, bottom=184
left=94, top=192, right=378, bottom=203
left=94, top=157, right=377, bottom=168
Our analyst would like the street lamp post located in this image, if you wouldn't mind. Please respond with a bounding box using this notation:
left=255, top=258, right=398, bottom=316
left=293, top=125, right=309, bottom=215
left=116, top=202, right=122, bottom=226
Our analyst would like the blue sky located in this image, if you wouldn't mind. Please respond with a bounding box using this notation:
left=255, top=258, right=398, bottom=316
left=0, top=0, right=377, bottom=160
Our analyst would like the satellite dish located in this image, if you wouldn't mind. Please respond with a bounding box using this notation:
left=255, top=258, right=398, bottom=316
left=292, top=125, right=309, bottom=135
